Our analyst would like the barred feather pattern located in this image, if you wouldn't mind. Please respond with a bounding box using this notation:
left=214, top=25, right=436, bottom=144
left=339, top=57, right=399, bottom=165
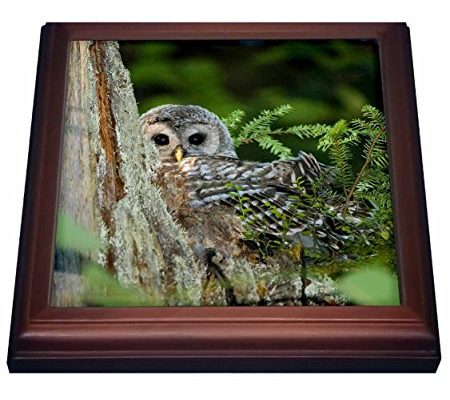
left=159, top=151, right=350, bottom=251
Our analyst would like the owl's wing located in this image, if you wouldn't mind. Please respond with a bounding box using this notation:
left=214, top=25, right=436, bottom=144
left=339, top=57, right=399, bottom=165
left=182, top=152, right=344, bottom=250
left=186, top=151, right=325, bottom=208
left=186, top=151, right=322, bottom=187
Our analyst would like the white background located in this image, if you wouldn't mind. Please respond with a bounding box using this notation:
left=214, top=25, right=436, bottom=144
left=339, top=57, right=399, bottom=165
left=1, top=0, right=448, bottom=397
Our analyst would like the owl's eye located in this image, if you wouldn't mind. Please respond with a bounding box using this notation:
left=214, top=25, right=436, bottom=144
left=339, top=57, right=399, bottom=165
left=188, top=133, right=206, bottom=146
left=153, top=134, right=170, bottom=146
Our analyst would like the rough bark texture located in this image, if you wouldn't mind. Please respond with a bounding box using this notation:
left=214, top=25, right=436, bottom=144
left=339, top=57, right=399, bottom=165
left=52, top=41, right=95, bottom=306
left=53, top=41, right=203, bottom=306
left=53, top=41, right=344, bottom=307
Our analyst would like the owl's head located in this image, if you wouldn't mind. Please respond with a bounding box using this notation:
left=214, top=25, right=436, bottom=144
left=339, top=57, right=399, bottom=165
left=140, top=104, right=237, bottom=162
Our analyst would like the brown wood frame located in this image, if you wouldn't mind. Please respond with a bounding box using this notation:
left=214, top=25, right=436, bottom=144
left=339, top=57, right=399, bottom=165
left=7, top=23, right=440, bottom=372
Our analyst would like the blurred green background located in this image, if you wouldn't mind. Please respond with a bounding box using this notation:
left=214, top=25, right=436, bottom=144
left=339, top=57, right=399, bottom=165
left=119, top=40, right=383, bottom=161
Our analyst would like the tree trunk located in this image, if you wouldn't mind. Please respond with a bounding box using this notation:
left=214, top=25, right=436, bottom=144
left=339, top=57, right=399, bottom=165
left=52, top=41, right=203, bottom=306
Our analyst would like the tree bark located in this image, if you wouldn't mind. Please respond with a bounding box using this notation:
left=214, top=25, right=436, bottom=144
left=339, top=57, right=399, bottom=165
left=52, top=41, right=203, bottom=306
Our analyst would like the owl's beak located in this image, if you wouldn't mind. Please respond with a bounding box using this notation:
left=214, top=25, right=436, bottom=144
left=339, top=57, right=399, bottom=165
left=174, top=145, right=185, bottom=162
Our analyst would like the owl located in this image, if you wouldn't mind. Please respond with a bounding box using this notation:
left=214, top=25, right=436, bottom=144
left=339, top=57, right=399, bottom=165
left=140, top=104, right=347, bottom=253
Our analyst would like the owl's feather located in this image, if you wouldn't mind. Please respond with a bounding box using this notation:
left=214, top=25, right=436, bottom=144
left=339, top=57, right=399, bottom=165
left=159, top=152, right=347, bottom=251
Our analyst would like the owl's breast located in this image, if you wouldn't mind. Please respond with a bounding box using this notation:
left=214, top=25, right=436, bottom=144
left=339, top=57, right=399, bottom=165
left=154, top=158, right=247, bottom=264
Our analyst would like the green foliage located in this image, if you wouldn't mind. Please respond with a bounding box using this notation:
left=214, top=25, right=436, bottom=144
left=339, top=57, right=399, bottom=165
left=337, top=264, right=400, bottom=305
left=56, top=214, right=102, bottom=253
left=224, top=105, right=295, bottom=159
left=221, top=109, right=245, bottom=132
left=82, top=263, right=158, bottom=307
left=55, top=214, right=157, bottom=306
left=321, top=120, right=356, bottom=194
left=350, top=106, right=393, bottom=243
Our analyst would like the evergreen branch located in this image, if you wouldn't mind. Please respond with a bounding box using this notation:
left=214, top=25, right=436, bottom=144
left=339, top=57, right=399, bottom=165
left=319, top=120, right=354, bottom=194
left=270, top=124, right=330, bottom=139
left=240, top=105, right=293, bottom=137
left=343, top=127, right=385, bottom=213
left=221, top=109, right=245, bottom=133
left=223, top=105, right=295, bottom=154
left=257, top=135, right=292, bottom=158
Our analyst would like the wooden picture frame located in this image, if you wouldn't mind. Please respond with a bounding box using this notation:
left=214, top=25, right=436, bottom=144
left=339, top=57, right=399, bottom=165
left=7, top=23, right=440, bottom=372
